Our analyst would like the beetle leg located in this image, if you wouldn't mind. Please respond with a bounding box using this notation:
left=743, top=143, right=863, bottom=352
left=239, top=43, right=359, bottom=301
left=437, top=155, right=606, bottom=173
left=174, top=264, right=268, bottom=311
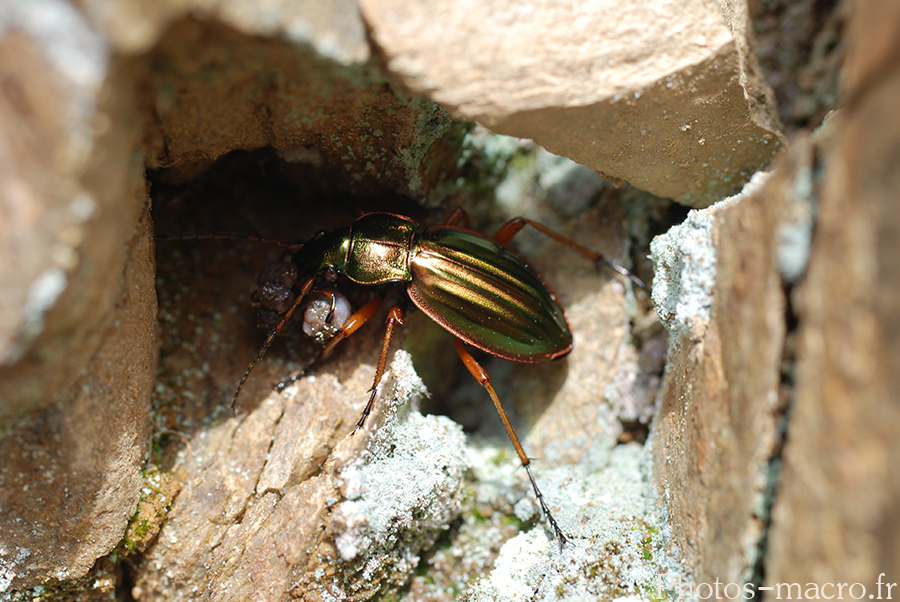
left=442, top=206, right=471, bottom=227
left=493, top=217, right=645, bottom=288
left=323, top=291, right=337, bottom=324
left=276, top=295, right=384, bottom=391
left=231, top=276, right=315, bottom=413
left=453, top=339, right=569, bottom=547
left=352, top=304, right=404, bottom=435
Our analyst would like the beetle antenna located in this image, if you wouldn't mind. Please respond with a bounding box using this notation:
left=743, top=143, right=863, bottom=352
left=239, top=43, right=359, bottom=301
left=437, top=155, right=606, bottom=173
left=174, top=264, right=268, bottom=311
left=156, top=232, right=304, bottom=252
left=230, top=277, right=315, bottom=414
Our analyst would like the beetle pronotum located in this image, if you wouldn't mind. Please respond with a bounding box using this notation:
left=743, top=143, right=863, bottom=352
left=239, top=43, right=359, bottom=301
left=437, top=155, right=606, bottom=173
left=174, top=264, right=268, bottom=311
left=160, top=208, right=644, bottom=545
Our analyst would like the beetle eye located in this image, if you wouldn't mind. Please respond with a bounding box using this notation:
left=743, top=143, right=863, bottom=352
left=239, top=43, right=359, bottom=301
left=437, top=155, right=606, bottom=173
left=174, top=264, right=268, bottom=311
left=323, top=267, right=339, bottom=282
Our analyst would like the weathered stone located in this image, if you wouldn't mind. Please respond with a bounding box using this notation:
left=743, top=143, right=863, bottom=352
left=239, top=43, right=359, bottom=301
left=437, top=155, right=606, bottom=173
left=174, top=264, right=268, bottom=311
left=84, top=0, right=370, bottom=64
left=651, top=162, right=795, bottom=581
left=764, top=0, right=900, bottom=585
left=651, top=0, right=900, bottom=582
left=140, top=18, right=459, bottom=201
left=360, top=0, right=785, bottom=206
left=132, top=352, right=468, bottom=602
left=0, top=0, right=467, bottom=593
left=0, top=3, right=155, bottom=592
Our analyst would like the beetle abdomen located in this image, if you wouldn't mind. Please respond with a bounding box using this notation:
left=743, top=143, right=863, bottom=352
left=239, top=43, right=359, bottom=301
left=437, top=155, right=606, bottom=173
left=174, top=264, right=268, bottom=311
left=408, top=226, right=572, bottom=362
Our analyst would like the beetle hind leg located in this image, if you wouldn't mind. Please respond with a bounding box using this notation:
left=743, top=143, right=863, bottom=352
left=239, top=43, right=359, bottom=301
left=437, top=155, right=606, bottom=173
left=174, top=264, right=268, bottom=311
left=494, top=217, right=645, bottom=289
left=453, top=339, right=569, bottom=547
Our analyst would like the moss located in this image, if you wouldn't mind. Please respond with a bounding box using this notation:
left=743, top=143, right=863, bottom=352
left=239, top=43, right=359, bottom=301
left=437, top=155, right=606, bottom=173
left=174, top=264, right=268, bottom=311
left=113, top=464, right=180, bottom=559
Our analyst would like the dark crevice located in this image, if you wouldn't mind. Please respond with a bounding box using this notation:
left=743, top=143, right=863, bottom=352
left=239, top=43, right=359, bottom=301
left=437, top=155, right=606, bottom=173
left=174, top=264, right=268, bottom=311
left=749, top=281, right=801, bottom=597
left=748, top=138, right=824, bottom=595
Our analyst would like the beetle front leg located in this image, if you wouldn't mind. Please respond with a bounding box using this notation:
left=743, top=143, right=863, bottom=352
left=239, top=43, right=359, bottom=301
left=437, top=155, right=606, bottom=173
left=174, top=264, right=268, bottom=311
left=276, top=295, right=384, bottom=391
left=352, top=304, right=404, bottom=435
left=453, top=339, right=569, bottom=547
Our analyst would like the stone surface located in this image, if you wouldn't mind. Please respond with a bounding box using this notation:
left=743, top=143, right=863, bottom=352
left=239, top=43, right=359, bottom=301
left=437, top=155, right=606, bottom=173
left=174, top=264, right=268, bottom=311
left=84, top=0, right=371, bottom=63
left=764, top=0, right=900, bottom=585
left=462, top=444, right=682, bottom=602
left=0, top=0, right=467, bottom=593
left=141, top=17, right=461, bottom=201
left=132, top=351, right=469, bottom=601
left=11, top=0, right=860, bottom=596
left=650, top=0, right=900, bottom=584
left=651, top=166, right=790, bottom=582
left=360, top=0, right=785, bottom=206
left=0, top=2, right=155, bottom=592
left=79, top=0, right=466, bottom=201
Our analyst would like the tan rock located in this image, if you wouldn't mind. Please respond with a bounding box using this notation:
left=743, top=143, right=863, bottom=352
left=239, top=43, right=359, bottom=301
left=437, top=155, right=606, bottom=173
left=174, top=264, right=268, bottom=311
left=0, top=5, right=154, bottom=591
left=360, top=0, right=785, bottom=206
left=651, top=162, right=792, bottom=581
left=139, top=17, right=458, bottom=201
left=764, top=0, right=900, bottom=584
left=0, top=1, right=462, bottom=592
left=132, top=352, right=469, bottom=601
left=651, top=0, right=900, bottom=579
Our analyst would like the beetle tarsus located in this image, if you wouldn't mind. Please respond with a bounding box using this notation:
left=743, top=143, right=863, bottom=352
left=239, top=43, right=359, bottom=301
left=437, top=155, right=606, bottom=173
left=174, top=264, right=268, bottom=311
left=593, top=257, right=646, bottom=289
left=351, top=387, right=380, bottom=435
left=525, top=464, right=569, bottom=549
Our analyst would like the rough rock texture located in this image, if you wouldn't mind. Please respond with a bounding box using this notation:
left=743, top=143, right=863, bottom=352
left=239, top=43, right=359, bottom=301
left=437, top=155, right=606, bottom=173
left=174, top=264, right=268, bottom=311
left=651, top=169, right=787, bottom=583
left=764, top=0, right=900, bottom=585
left=651, top=0, right=900, bottom=588
left=140, top=18, right=460, bottom=201
left=133, top=352, right=469, bottom=601
left=0, top=0, right=464, bottom=594
left=83, top=0, right=371, bottom=63
left=462, top=444, right=680, bottom=602
left=0, top=3, right=154, bottom=592
left=360, top=0, right=785, bottom=206
left=9, top=0, right=862, bottom=597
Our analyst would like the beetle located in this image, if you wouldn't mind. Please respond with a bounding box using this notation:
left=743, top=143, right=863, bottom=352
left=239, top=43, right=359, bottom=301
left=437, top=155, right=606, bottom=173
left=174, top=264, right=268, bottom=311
left=162, top=208, right=644, bottom=546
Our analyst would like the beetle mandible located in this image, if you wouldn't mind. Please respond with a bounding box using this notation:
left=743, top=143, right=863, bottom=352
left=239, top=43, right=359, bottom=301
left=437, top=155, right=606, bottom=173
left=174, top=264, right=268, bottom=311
left=168, top=208, right=644, bottom=546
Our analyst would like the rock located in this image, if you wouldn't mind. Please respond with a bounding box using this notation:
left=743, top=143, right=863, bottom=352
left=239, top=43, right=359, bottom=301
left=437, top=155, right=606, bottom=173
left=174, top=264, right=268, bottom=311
left=132, top=352, right=469, bottom=601
left=140, top=17, right=459, bottom=201
left=0, top=1, right=464, bottom=593
left=0, top=3, right=154, bottom=592
left=650, top=165, right=790, bottom=582
left=360, top=0, right=785, bottom=206
left=650, top=0, right=900, bottom=587
left=764, top=0, right=900, bottom=585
